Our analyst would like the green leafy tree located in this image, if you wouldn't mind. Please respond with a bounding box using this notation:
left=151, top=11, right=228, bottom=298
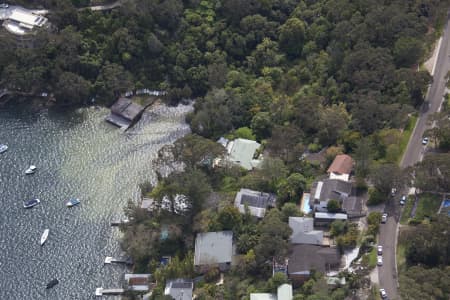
left=255, top=209, right=292, bottom=265
left=327, top=199, right=341, bottom=213
left=234, top=127, right=256, bottom=140
left=277, top=173, right=307, bottom=204
left=281, top=202, right=303, bottom=221
left=54, top=72, right=91, bottom=105
left=279, top=17, right=306, bottom=57
left=159, top=134, right=225, bottom=171
left=394, top=37, right=423, bottom=67
left=217, top=205, right=242, bottom=231
left=94, top=62, right=133, bottom=104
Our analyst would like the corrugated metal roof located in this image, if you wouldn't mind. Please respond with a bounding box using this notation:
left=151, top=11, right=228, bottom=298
left=164, top=279, right=193, bottom=300
left=194, top=231, right=233, bottom=266
left=228, top=138, right=261, bottom=170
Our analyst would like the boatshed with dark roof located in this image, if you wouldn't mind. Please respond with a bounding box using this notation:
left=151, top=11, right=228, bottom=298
left=105, top=97, right=145, bottom=129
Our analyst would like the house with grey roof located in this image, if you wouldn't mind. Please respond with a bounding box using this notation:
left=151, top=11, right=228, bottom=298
left=164, top=278, right=193, bottom=300
left=287, top=244, right=341, bottom=286
left=288, top=217, right=324, bottom=245
left=234, top=188, right=277, bottom=218
left=194, top=231, right=233, bottom=273
left=310, top=179, right=352, bottom=212
left=250, top=283, right=293, bottom=300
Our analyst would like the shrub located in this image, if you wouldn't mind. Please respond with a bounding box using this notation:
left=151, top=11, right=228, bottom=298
left=367, top=188, right=385, bottom=205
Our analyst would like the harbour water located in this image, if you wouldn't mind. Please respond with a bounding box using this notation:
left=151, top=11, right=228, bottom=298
left=0, top=102, right=192, bottom=299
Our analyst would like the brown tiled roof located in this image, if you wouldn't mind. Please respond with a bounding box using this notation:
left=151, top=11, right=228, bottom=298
left=327, top=154, right=354, bottom=175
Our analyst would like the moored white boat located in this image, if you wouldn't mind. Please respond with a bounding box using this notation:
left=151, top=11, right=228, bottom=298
left=66, top=198, right=80, bottom=207
left=23, top=198, right=40, bottom=208
left=40, top=229, right=49, bottom=246
left=25, top=165, right=37, bottom=174
left=0, top=144, right=8, bottom=153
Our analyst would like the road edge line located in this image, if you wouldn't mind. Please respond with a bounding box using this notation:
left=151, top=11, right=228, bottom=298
left=431, top=37, right=442, bottom=76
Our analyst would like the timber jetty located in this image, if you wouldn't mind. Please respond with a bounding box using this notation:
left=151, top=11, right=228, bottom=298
left=95, top=288, right=125, bottom=296
left=104, top=256, right=133, bottom=265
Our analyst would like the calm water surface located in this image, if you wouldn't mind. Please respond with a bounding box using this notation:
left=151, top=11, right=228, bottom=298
left=0, top=102, right=192, bottom=299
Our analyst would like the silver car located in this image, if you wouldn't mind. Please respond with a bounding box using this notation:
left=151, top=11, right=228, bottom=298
left=381, top=213, right=388, bottom=223
left=377, top=256, right=383, bottom=266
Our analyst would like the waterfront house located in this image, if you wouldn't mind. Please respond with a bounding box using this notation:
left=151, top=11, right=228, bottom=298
left=214, top=138, right=263, bottom=170
left=0, top=5, right=49, bottom=36
left=250, top=283, right=293, bottom=300
left=288, top=217, right=324, bottom=245
left=140, top=195, right=190, bottom=215
left=287, top=244, right=341, bottom=286
left=105, top=97, right=145, bottom=129
left=164, top=278, right=193, bottom=300
left=234, top=188, right=277, bottom=218
left=327, top=154, right=354, bottom=182
left=194, top=231, right=233, bottom=273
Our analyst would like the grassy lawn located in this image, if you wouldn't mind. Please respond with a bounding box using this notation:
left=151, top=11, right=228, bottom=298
left=400, top=196, right=415, bottom=225
left=368, top=246, right=378, bottom=269
left=397, top=242, right=406, bottom=273
left=413, top=193, right=442, bottom=221
left=398, top=115, right=418, bottom=163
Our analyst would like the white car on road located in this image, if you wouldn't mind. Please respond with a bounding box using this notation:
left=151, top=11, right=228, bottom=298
left=377, top=256, right=383, bottom=266
left=377, top=245, right=383, bottom=255
left=422, top=137, right=429, bottom=145
left=400, top=195, right=406, bottom=205
left=381, top=213, right=388, bottom=223
left=380, top=288, right=388, bottom=299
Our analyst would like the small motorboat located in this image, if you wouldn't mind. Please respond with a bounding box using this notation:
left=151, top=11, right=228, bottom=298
left=0, top=144, right=8, bottom=153
left=25, top=165, right=37, bottom=175
left=23, top=198, right=40, bottom=208
left=46, top=278, right=59, bottom=289
left=40, top=229, right=49, bottom=246
left=66, top=198, right=80, bottom=207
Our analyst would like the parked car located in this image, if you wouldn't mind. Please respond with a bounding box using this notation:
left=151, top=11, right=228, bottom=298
left=377, top=245, right=383, bottom=255
left=0, top=3, right=8, bottom=8
left=379, top=288, right=388, bottom=299
left=400, top=195, right=406, bottom=205
left=377, top=256, right=383, bottom=266
left=381, top=213, right=388, bottom=223
left=391, top=188, right=397, bottom=196
left=422, top=137, right=429, bottom=145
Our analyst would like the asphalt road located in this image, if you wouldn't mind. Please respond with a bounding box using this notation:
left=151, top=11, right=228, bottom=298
left=378, top=14, right=450, bottom=300
left=401, top=21, right=450, bottom=168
